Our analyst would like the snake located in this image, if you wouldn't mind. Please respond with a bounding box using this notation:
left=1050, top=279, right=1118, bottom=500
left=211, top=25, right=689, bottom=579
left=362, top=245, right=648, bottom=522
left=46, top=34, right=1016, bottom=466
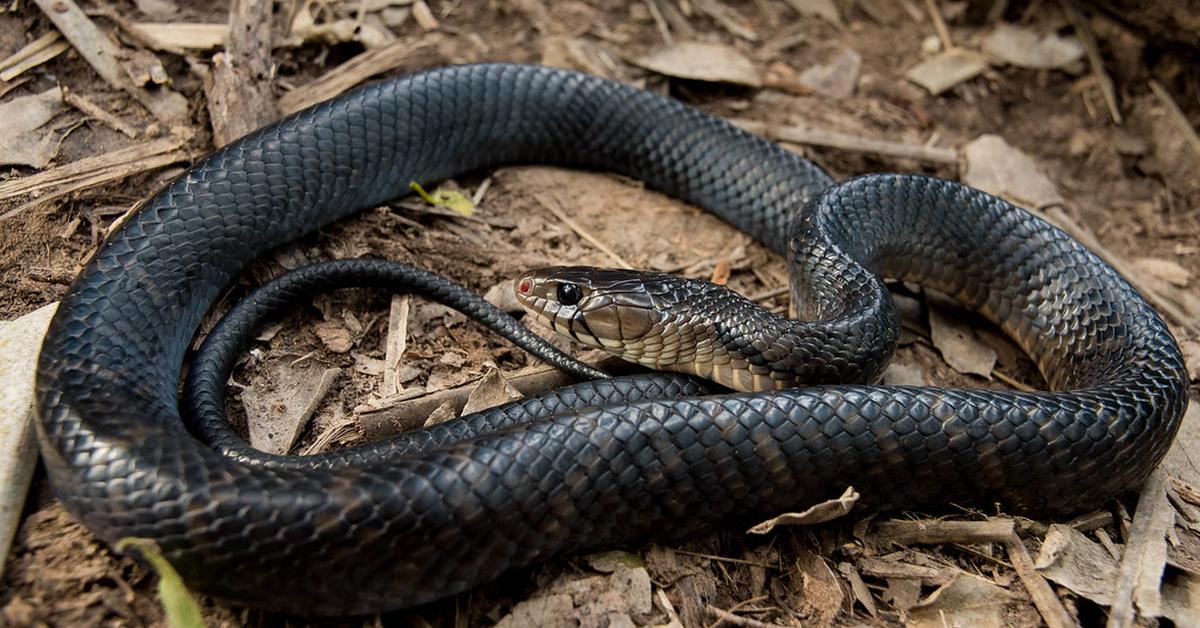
left=34, top=63, right=1188, bottom=615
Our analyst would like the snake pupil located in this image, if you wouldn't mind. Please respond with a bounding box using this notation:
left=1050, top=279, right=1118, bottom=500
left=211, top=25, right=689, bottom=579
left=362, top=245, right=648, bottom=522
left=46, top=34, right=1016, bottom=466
left=557, top=282, right=582, bottom=306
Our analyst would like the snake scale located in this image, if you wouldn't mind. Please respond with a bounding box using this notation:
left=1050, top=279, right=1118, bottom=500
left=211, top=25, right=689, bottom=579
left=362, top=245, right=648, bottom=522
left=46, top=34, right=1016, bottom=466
left=35, top=64, right=1188, bottom=614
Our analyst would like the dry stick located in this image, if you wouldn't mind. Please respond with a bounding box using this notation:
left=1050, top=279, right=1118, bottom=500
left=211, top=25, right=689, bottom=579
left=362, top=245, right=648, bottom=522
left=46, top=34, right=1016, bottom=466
left=924, top=0, right=954, bottom=51
left=532, top=190, right=635, bottom=270
left=643, top=0, right=673, bottom=45
left=1063, top=1, right=1121, bottom=125
left=63, top=89, right=138, bottom=138
left=703, top=595, right=770, bottom=628
left=1107, top=468, right=1174, bottom=628
left=206, top=0, right=278, bottom=146
left=278, top=37, right=439, bottom=115
left=127, top=22, right=227, bottom=51
left=692, top=0, right=757, bottom=41
left=732, top=118, right=958, bottom=165
left=381, top=295, right=411, bottom=398
left=873, top=518, right=1015, bottom=545
left=1005, top=534, right=1076, bottom=628
left=705, top=604, right=790, bottom=628
left=31, top=0, right=186, bottom=123
left=1149, top=80, right=1200, bottom=159
left=0, top=32, right=70, bottom=82
left=992, top=369, right=1035, bottom=392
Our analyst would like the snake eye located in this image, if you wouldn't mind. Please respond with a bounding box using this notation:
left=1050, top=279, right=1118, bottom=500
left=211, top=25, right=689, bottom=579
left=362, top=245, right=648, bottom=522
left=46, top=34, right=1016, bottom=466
left=557, top=282, right=582, bottom=306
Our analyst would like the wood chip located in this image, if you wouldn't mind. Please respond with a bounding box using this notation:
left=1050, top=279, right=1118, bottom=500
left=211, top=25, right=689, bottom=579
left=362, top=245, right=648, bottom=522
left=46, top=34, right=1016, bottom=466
left=411, top=0, right=439, bottom=30
left=905, top=48, right=987, bottom=95
left=747, top=486, right=858, bottom=533
left=1006, top=533, right=1075, bottom=628
left=63, top=88, right=138, bottom=138
left=1109, top=468, right=1173, bottom=626
left=632, top=41, right=761, bottom=87
left=33, top=0, right=187, bottom=123
left=204, top=0, right=279, bottom=146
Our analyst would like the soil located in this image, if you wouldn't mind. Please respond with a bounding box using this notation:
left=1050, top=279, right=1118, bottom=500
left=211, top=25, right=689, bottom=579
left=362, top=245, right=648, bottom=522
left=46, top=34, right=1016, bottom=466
left=2, top=1, right=1198, bottom=626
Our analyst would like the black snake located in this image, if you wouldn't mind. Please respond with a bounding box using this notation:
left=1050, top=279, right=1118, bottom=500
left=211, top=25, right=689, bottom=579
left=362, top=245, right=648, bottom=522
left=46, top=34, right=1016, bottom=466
left=35, top=64, right=1188, bottom=614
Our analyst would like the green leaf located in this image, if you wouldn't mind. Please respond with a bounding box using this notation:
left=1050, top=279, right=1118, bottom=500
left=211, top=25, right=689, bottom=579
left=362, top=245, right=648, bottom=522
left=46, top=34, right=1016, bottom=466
left=117, top=538, right=205, bottom=628
left=409, top=180, right=476, bottom=216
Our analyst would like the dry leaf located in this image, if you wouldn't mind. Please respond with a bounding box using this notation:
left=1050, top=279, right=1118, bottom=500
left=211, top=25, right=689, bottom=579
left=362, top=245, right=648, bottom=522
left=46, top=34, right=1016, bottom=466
left=909, top=573, right=1020, bottom=628
left=906, top=48, right=987, bottom=95
left=484, top=279, right=524, bottom=314
left=962, top=134, right=1065, bottom=209
left=748, top=486, right=858, bottom=533
left=241, top=365, right=341, bottom=455
left=982, top=24, right=1085, bottom=70
left=1035, top=524, right=1118, bottom=604
left=633, top=42, right=761, bottom=87
left=460, top=369, right=523, bottom=416
left=495, top=594, right=576, bottom=628
left=0, top=87, right=66, bottom=168
left=928, top=306, right=997, bottom=378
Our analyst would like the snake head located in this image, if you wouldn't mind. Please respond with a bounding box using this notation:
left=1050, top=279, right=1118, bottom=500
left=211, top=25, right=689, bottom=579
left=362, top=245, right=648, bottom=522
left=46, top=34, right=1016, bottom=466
left=513, top=266, right=677, bottom=353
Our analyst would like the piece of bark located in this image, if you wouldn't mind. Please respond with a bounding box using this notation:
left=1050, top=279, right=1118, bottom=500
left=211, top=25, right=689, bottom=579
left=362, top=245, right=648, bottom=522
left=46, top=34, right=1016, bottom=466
left=1108, top=468, right=1175, bottom=626
left=278, top=36, right=441, bottom=115
left=205, top=0, right=278, bottom=146
left=873, top=518, right=1015, bottom=545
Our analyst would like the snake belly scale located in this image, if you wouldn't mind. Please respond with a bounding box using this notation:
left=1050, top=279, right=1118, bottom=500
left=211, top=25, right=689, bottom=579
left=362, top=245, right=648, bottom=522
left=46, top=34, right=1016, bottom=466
left=35, top=64, right=1187, bottom=614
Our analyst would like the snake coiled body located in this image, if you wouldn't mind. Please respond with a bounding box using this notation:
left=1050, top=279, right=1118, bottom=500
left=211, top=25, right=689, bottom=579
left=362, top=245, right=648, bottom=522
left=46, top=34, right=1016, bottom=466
left=35, top=64, right=1188, bottom=614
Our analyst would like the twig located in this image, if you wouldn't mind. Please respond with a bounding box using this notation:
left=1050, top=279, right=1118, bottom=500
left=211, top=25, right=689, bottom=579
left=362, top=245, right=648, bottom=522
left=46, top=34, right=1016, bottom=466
left=126, top=22, right=227, bottom=51
left=703, top=596, right=769, bottom=628
left=0, top=32, right=70, bottom=82
left=924, top=0, right=954, bottom=51
left=672, top=549, right=777, bottom=569
left=1063, top=1, right=1121, bottom=124
left=1107, top=468, right=1173, bottom=627
left=32, top=0, right=187, bottom=123
left=993, top=370, right=1035, bottom=392
left=733, top=118, right=958, bottom=165
left=278, top=37, right=440, bottom=115
left=532, top=190, right=634, bottom=269
left=692, top=0, right=758, bottom=41
left=705, top=604, right=790, bottom=628
left=0, top=133, right=191, bottom=222
left=1005, top=534, right=1076, bottom=628
left=381, top=295, right=411, bottom=398
left=1148, top=80, right=1200, bottom=160
left=63, top=88, right=138, bottom=138
left=873, top=518, right=1015, bottom=544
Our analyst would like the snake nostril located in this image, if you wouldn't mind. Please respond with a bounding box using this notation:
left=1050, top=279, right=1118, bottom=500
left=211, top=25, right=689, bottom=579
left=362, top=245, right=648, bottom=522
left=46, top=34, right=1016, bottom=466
left=518, top=279, right=532, bottom=295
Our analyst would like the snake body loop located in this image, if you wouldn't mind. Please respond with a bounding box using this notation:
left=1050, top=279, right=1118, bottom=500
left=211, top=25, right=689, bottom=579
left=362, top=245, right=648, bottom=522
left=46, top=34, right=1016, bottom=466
left=36, top=64, right=1188, bottom=614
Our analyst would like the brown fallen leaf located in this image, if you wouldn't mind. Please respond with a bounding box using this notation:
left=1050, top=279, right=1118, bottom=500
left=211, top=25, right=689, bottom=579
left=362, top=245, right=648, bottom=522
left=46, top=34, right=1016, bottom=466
left=0, top=87, right=67, bottom=168
left=928, top=305, right=997, bottom=379
left=982, top=24, right=1085, bottom=70
left=313, top=321, right=354, bottom=353
left=632, top=41, right=761, bottom=87
left=882, top=361, right=925, bottom=386
left=747, top=486, right=858, bottom=534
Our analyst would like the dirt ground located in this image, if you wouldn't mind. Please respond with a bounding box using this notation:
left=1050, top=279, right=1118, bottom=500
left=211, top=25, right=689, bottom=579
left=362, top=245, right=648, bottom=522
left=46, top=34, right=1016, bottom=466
left=2, top=0, right=1199, bottom=626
